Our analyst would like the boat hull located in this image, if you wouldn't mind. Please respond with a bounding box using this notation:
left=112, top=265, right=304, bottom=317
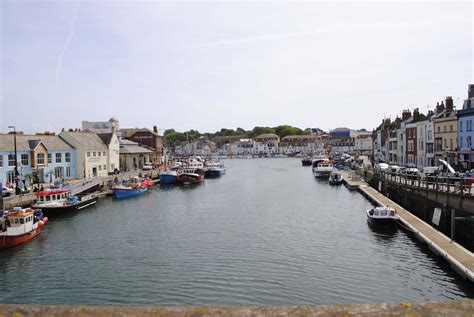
left=178, top=174, right=204, bottom=185
left=0, top=227, right=42, bottom=249
left=314, top=170, right=333, bottom=178
left=205, top=169, right=226, bottom=178
left=160, top=173, right=178, bottom=185
left=329, top=180, right=343, bottom=185
left=113, top=187, right=149, bottom=198
left=37, top=197, right=98, bottom=216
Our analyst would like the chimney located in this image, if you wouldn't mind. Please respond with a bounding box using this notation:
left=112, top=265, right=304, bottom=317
left=413, top=108, right=420, bottom=121
left=153, top=125, right=158, bottom=133
left=436, top=101, right=445, bottom=114
left=445, top=96, right=453, bottom=112
left=468, top=84, right=474, bottom=99
left=402, top=109, right=411, bottom=121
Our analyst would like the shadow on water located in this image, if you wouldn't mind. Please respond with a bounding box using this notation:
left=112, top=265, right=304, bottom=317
left=367, top=219, right=399, bottom=243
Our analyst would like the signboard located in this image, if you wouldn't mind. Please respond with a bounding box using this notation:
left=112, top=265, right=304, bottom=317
left=432, top=208, right=442, bottom=226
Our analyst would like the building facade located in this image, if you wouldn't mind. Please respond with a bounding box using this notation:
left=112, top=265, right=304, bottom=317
left=433, top=97, right=457, bottom=166
left=457, top=85, right=474, bottom=170
left=253, top=133, right=280, bottom=156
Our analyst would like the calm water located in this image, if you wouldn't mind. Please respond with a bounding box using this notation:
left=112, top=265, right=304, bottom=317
left=0, top=158, right=472, bottom=305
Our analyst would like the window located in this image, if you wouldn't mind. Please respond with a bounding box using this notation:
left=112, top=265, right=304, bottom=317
left=98, top=151, right=101, bottom=156
left=450, top=125, right=453, bottom=132
left=450, top=139, right=453, bottom=150
left=443, top=126, right=447, bottom=133
left=65, top=152, right=71, bottom=163
left=103, top=164, right=106, bottom=170
left=428, top=130, right=432, bottom=141
left=21, top=154, right=28, bottom=166
left=37, top=153, right=45, bottom=165
left=103, top=151, right=106, bottom=156
left=437, top=127, right=440, bottom=133
left=460, top=121, right=463, bottom=132
left=460, top=137, right=463, bottom=148
left=66, top=166, right=71, bottom=177
left=468, top=136, right=472, bottom=148
left=98, top=165, right=102, bottom=170
left=93, top=152, right=96, bottom=157
left=0, top=155, right=2, bottom=168
left=55, top=153, right=62, bottom=163
left=48, top=153, right=52, bottom=163
left=8, top=154, right=15, bottom=166
left=87, top=152, right=91, bottom=157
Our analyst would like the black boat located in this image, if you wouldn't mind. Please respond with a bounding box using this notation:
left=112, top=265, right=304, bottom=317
left=32, top=189, right=98, bottom=215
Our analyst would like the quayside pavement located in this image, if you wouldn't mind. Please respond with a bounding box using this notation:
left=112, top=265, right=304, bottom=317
left=340, top=170, right=474, bottom=282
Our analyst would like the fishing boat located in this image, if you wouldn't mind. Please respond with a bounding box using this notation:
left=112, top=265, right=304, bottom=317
left=0, top=208, right=48, bottom=249
left=32, top=189, right=98, bottom=215
left=328, top=171, right=343, bottom=185
left=313, top=161, right=336, bottom=178
left=301, top=157, right=313, bottom=166
left=178, top=168, right=205, bottom=185
left=159, top=169, right=180, bottom=185
left=366, top=206, right=397, bottom=224
left=112, top=176, right=152, bottom=198
left=204, top=160, right=226, bottom=177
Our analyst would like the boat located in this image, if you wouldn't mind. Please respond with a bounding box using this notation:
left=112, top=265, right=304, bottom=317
left=159, top=169, right=180, bottom=185
left=204, top=160, right=226, bottom=177
left=0, top=208, right=48, bottom=249
left=32, top=189, right=98, bottom=215
left=328, top=171, right=343, bottom=185
left=178, top=168, right=205, bottom=185
left=313, top=161, right=336, bottom=178
left=311, top=155, right=329, bottom=169
left=366, top=206, right=397, bottom=224
left=301, top=157, right=313, bottom=166
left=112, top=176, right=152, bottom=198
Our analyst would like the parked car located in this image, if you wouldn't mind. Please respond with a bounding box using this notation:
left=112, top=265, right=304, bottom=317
left=142, top=163, right=153, bottom=171
left=374, top=163, right=389, bottom=172
left=389, top=165, right=402, bottom=174
left=1, top=186, right=14, bottom=197
left=420, top=166, right=439, bottom=180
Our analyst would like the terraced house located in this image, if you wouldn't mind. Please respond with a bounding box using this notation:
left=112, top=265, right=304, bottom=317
left=0, top=132, right=76, bottom=187
left=433, top=97, right=457, bottom=166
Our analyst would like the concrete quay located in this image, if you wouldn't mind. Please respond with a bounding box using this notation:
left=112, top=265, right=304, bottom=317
left=1, top=300, right=473, bottom=317
left=341, top=170, right=474, bottom=282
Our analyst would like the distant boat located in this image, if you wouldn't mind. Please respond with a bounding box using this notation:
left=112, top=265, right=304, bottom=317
left=366, top=207, right=397, bottom=224
left=204, top=160, right=226, bottom=177
left=301, top=157, right=312, bottom=166
left=0, top=208, right=48, bottom=249
left=328, top=171, right=343, bottom=185
left=32, top=189, right=98, bottom=215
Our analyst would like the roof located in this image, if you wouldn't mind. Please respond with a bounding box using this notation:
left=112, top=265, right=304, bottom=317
left=120, top=128, right=160, bottom=138
left=255, top=133, right=279, bottom=139
left=0, top=134, right=73, bottom=151
left=96, top=133, right=114, bottom=145
left=119, top=145, right=153, bottom=154
left=60, top=131, right=107, bottom=150
left=35, top=189, right=71, bottom=197
left=281, top=135, right=316, bottom=140
left=119, top=138, right=138, bottom=145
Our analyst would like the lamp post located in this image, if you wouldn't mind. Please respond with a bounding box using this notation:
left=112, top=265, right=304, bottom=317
left=8, top=125, right=20, bottom=195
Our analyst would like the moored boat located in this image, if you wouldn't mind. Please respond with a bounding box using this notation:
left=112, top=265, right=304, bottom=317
left=204, top=160, right=226, bottom=177
left=178, top=168, right=205, bottom=185
left=328, top=171, right=343, bottom=185
left=112, top=176, right=152, bottom=198
left=313, top=161, right=336, bottom=178
left=0, top=208, right=48, bottom=249
left=159, top=169, right=179, bottom=185
left=366, top=206, right=397, bottom=224
left=32, top=189, right=98, bottom=215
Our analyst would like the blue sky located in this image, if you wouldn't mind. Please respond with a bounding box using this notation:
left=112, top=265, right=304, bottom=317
left=1, top=1, right=472, bottom=134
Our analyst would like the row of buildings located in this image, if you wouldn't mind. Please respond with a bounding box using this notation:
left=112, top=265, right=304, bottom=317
left=0, top=118, right=163, bottom=187
left=175, top=129, right=374, bottom=157
left=373, top=84, right=474, bottom=170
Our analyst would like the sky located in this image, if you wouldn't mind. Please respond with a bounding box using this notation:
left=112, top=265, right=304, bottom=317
left=0, top=1, right=472, bottom=134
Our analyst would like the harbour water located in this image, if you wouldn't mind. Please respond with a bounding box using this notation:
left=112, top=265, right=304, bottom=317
left=0, top=158, right=472, bottom=305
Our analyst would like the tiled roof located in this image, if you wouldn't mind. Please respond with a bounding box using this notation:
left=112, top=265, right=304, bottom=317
left=120, top=145, right=153, bottom=154
left=255, top=133, right=279, bottom=139
left=60, top=131, right=107, bottom=150
left=282, top=135, right=316, bottom=140
left=0, top=134, right=73, bottom=151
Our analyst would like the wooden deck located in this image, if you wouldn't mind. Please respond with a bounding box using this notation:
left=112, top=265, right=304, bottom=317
left=341, top=171, right=474, bottom=282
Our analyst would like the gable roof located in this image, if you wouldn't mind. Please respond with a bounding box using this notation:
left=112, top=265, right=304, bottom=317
left=96, top=133, right=114, bottom=145
left=120, top=128, right=160, bottom=138
left=60, top=131, right=107, bottom=150
left=0, top=134, right=73, bottom=151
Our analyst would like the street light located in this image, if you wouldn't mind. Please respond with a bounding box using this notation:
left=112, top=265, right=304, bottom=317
left=7, top=125, right=20, bottom=195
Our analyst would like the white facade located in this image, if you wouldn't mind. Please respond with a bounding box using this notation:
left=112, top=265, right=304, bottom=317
left=416, top=121, right=426, bottom=169
left=59, top=131, right=110, bottom=178
left=397, top=127, right=406, bottom=167
left=354, top=135, right=373, bottom=154
left=230, top=139, right=254, bottom=156
left=426, top=119, right=435, bottom=167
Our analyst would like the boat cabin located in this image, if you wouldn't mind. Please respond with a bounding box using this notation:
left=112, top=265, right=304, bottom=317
left=317, top=161, right=335, bottom=169
left=34, top=189, right=72, bottom=204
left=0, top=208, right=35, bottom=234
left=368, top=207, right=396, bottom=218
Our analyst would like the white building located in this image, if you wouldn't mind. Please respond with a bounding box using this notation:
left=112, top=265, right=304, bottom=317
left=253, top=134, right=280, bottom=156
left=230, top=139, right=254, bottom=156
left=279, top=135, right=317, bottom=154
left=354, top=134, right=373, bottom=155
left=97, top=133, right=120, bottom=172
left=59, top=131, right=113, bottom=178
left=82, top=117, right=119, bottom=134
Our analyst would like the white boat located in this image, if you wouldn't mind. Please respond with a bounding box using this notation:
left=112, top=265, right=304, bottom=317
left=204, top=160, right=226, bottom=177
left=328, top=171, right=343, bottom=185
left=313, top=161, right=336, bottom=178
left=366, top=206, right=397, bottom=224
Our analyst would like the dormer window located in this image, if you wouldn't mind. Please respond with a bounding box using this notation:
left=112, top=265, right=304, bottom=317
left=37, top=153, right=45, bottom=165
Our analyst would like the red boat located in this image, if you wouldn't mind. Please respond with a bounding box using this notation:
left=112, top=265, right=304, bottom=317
left=0, top=208, right=48, bottom=249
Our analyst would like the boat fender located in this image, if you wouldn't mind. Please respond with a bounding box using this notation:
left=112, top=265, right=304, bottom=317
left=43, top=217, right=48, bottom=223
left=38, top=220, right=45, bottom=227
